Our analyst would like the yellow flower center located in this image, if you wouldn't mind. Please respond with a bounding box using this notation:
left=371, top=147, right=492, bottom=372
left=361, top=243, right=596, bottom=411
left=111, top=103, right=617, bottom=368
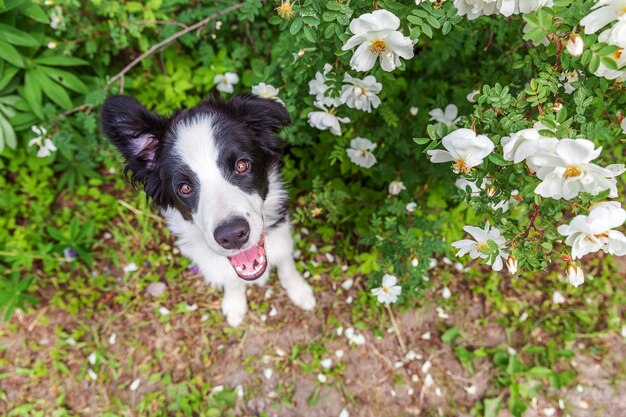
left=276, top=1, right=294, bottom=20
left=359, top=87, right=366, bottom=96
left=360, top=149, right=369, bottom=157
left=620, top=5, right=626, bottom=15
left=564, top=166, right=582, bottom=178
left=383, top=287, right=388, bottom=293
left=612, top=49, right=623, bottom=60
left=586, top=232, right=609, bottom=242
left=370, top=39, right=387, bottom=54
left=476, top=243, right=488, bottom=251
left=452, top=159, right=473, bottom=174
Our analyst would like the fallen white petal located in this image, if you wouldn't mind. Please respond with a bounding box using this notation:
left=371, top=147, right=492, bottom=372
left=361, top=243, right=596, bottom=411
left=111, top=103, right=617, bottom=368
left=129, top=378, right=141, bottom=391
left=87, top=368, right=97, bottom=381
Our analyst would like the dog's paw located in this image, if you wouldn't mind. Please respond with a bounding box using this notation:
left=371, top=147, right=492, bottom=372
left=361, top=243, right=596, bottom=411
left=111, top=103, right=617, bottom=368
left=222, top=297, right=248, bottom=327
left=286, top=280, right=316, bottom=311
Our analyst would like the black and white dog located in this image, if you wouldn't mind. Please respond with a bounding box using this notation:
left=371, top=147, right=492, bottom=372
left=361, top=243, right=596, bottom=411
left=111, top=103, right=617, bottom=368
left=101, top=94, right=316, bottom=326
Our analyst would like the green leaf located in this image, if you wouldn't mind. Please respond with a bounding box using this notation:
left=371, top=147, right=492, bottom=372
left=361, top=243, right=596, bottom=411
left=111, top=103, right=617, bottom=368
left=18, top=2, right=49, bottom=23
left=0, top=39, right=24, bottom=68
left=483, top=397, right=502, bottom=417
left=31, top=68, right=73, bottom=109
left=0, top=65, right=19, bottom=91
left=488, top=153, right=510, bottom=167
left=0, top=111, right=16, bottom=151
left=413, top=137, right=430, bottom=145
left=33, top=55, right=88, bottom=67
left=0, top=23, right=39, bottom=47
left=290, top=18, right=303, bottom=34
left=442, top=326, right=461, bottom=345
left=40, top=66, right=89, bottom=94
left=22, top=70, right=43, bottom=118
left=303, top=25, right=317, bottom=43
left=600, top=56, right=618, bottom=71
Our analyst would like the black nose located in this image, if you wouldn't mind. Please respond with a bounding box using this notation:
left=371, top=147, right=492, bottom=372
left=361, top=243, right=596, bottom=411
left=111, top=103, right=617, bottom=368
left=213, top=217, right=250, bottom=249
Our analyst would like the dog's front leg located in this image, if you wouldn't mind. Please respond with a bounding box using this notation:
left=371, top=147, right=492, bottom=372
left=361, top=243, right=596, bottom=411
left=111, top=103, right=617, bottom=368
left=268, top=223, right=316, bottom=311
left=221, top=279, right=248, bottom=327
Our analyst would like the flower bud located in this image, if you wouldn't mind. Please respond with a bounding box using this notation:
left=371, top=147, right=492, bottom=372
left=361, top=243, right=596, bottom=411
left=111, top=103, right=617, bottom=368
left=410, top=106, right=419, bottom=116
left=506, top=255, right=518, bottom=275
left=388, top=180, right=406, bottom=195
left=486, top=185, right=496, bottom=197
left=566, top=261, right=584, bottom=287
left=566, top=34, right=584, bottom=57
left=552, top=102, right=563, bottom=112
left=323, top=63, right=333, bottom=74
left=411, top=258, right=419, bottom=267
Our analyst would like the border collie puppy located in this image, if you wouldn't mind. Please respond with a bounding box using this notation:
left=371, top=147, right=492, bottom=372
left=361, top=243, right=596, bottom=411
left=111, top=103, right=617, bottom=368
left=101, top=94, right=316, bottom=326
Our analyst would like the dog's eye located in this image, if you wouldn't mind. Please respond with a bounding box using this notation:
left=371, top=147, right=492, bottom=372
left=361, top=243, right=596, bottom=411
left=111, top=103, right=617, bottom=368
left=235, top=159, right=251, bottom=174
left=178, top=183, right=193, bottom=195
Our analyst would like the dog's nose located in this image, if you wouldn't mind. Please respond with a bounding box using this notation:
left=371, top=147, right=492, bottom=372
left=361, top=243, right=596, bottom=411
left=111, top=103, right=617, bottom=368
left=213, top=217, right=250, bottom=249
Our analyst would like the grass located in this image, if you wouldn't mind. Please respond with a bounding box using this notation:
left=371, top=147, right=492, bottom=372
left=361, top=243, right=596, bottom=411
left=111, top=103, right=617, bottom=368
left=1, top=179, right=625, bottom=417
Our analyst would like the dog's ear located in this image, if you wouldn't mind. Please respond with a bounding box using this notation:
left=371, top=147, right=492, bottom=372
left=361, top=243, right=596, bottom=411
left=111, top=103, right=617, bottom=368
left=227, top=94, right=291, bottom=157
left=100, top=95, right=168, bottom=180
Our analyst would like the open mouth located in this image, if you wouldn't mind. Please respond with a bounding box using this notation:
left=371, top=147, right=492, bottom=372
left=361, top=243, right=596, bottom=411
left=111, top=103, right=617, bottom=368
left=227, top=233, right=267, bottom=281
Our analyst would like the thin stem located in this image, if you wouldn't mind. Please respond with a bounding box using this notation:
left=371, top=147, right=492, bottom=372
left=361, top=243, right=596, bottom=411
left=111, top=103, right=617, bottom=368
left=386, top=303, right=407, bottom=354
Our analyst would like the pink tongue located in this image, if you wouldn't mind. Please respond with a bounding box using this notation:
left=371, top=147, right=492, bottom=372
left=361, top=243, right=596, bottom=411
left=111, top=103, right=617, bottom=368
left=229, top=245, right=261, bottom=270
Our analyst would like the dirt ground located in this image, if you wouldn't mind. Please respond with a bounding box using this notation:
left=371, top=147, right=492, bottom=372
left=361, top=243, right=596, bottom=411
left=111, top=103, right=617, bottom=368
left=1, top=263, right=625, bottom=417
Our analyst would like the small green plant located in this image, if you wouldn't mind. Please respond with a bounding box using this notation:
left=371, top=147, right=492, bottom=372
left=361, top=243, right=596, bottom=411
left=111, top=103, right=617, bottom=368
left=0, top=272, right=39, bottom=321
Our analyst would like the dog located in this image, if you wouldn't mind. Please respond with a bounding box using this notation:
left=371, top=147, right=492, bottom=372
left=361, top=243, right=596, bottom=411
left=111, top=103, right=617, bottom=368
left=101, top=94, right=316, bottom=326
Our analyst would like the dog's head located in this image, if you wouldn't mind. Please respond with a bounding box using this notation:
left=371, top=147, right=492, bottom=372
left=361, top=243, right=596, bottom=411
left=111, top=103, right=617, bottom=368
left=101, top=94, right=290, bottom=280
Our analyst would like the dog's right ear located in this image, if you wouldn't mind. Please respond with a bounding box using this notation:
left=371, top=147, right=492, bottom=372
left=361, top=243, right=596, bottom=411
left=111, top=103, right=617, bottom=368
left=100, top=95, right=168, bottom=181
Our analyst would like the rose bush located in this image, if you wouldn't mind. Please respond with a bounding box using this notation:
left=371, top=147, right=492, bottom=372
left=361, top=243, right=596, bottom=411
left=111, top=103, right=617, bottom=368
left=0, top=0, right=625, bottom=316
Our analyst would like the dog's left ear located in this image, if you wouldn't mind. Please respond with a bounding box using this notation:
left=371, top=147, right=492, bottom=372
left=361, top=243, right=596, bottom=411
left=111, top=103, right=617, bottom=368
left=228, top=94, right=291, bottom=156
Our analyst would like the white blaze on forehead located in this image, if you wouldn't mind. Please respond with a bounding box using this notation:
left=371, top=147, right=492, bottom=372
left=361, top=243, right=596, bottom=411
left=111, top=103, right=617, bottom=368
left=173, top=115, right=221, bottom=179
left=172, top=115, right=265, bottom=252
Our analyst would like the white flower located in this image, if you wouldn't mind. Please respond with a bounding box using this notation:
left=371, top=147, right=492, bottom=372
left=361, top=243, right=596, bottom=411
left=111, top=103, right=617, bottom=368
left=451, top=224, right=508, bottom=271
left=559, top=70, right=580, bottom=94
left=318, top=374, right=328, bottom=383
left=454, top=0, right=499, bottom=20
left=532, top=139, right=625, bottom=200
left=370, top=274, right=402, bottom=304
left=213, top=72, right=239, bottom=93
left=599, top=15, right=626, bottom=48
left=321, top=358, right=332, bottom=369
left=50, top=6, right=64, bottom=30
left=158, top=306, right=170, bottom=316
left=427, top=128, right=494, bottom=174
left=499, top=0, right=554, bottom=16
left=566, top=34, right=584, bottom=56
left=341, top=10, right=414, bottom=72
left=388, top=180, right=406, bottom=195
left=88, top=352, right=97, bottom=365
left=129, top=378, right=141, bottom=391
left=123, top=262, right=138, bottom=273
left=410, top=106, right=419, bottom=116
left=506, top=256, right=518, bottom=274
left=557, top=201, right=626, bottom=259
left=47, top=41, right=57, bottom=49
left=345, top=327, right=366, bottom=345
left=28, top=135, right=57, bottom=158
left=501, top=128, right=558, bottom=170
left=323, top=63, right=333, bottom=74
left=428, top=104, right=460, bottom=127
left=308, top=102, right=350, bottom=136
left=552, top=291, right=566, bottom=304
left=346, top=137, right=377, bottom=168
left=308, top=71, right=339, bottom=106
left=565, top=262, right=585, bottom=287
left=406, top=202, right=417, bottom=212
left=251, top=83, right=284, bottom=105
left=442, top=287, right=452, bottom=299
left=340, top=74, right=382, bottom=113
left=580, top=0, right=626, bottom=34
left=467, top=89, right=480, bottom=103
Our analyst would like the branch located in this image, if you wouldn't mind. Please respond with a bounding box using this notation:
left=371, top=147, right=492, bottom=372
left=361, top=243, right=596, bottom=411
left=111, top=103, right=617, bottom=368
left=107, top=3, right=244, bottom=88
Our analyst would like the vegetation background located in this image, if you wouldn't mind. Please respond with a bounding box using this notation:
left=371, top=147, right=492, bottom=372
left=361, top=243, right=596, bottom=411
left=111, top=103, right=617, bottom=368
left=0, top=0, right=624, bottom=416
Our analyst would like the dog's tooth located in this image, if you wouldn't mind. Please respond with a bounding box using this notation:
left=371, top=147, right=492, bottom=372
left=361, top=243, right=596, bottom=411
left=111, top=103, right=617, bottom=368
left=258, top=255, right=265, bottom=263
left=236, top=265, right=244, bottom=272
